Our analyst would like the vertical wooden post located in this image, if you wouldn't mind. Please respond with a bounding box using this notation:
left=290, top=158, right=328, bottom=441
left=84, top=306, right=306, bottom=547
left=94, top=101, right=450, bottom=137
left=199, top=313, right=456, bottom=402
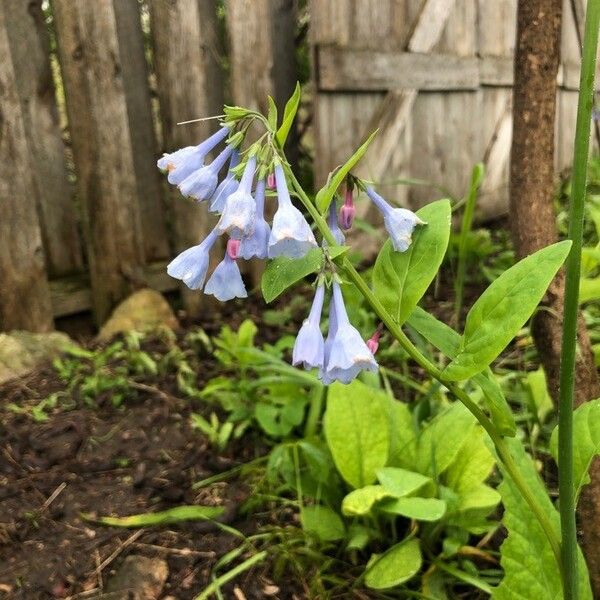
left=0, top=4, right=53, bottom=331
left=2, top=0, right=82, bottom=278
left=53, top=0, right=145, bottom=324
left=112, top=0, right=170, bottom=262
left=149, top=0, right=224, bottom=315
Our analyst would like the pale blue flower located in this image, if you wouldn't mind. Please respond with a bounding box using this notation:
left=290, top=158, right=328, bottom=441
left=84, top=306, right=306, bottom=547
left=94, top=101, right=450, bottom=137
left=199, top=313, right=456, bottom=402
left=268, top=165, right=317, bottom=258
left=293, top=283, right=325, bottom=369
left=178, top=145, right=234, bottom=201
left=216, top=157, right=257, bottom=240
left=327, top=202, right=345, bottom=245
left=318, top=293, right=338, bottom=385
left=240, top=179, right=270, bottom=259
left=209, top=151, right=241, bottom=213
left=366, top=186, right=425, bottom=252
left=204, top=250, right=248, bottom=302
left=166, top=229, right=219, bottom=290
left=324, top=282, right=378, bottom=384
left=163, top=126, right=230, bottom=185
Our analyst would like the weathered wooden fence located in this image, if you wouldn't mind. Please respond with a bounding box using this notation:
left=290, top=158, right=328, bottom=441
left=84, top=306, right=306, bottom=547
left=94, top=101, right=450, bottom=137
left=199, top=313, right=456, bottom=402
left=0, top=0, right=591, bottom=332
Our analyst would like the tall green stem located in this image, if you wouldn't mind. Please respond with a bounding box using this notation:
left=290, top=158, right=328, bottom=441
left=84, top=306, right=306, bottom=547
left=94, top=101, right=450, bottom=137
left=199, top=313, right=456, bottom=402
left=284, top=167, right=563, bottom=568
left=558, top=2, right=600, bottom=598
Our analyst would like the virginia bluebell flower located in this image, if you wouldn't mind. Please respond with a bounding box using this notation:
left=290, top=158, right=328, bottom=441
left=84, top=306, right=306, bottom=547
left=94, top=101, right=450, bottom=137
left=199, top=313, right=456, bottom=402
left=268, top=165, right=317, bottom=258
left=318, top=292, right=338, bottom=385
left=339, top=188, right=356, bottom=230
left=178, top=144, right=234, bottom=201
left=217, top=157, right=257, bottom=240
left=366, top=186, right=425, bottom=252
left=204, top=240, right=248, bottom=302
left=327, top=202, right=345, bottom=246
left=166, top=229, right=219, bottom=290
left=160, top=126, right=230, bottom=185
left=209, top=151, right=241, bottom=213
left=267, top=172, right=276, bottom=189
left=324, top=282, right=378, bottom=384
left=240, top=179, right=270, bottom=259
left=292, top=283, right=325, bottom=370
left=366, top=329, right=381, bottom=354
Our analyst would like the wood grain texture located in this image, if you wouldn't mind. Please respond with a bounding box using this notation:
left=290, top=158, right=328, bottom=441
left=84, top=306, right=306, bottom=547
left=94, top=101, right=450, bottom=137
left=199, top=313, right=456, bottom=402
left=150, top=0, right=224, bottom=314
left=3, top=0, right=82, bottom=277
left=0, top=4, right=53, bottom=331
left=53, top=0, right=146, bottom=324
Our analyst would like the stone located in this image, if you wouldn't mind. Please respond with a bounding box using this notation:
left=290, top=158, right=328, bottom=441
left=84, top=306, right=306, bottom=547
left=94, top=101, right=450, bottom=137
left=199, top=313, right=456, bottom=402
left=97, top=289, right=178, bottom=341
left=94, top=555, right=168, bottom=599
left=0, top=330, right=73, bottom=384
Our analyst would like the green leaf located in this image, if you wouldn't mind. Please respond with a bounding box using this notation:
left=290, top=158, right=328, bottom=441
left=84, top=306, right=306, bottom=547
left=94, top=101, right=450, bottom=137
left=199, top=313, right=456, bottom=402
left=580, top=276, right=600, bottom=303
left=301, top=505, right=345, bottom=541
left=493, top=438, right=592, bottom=600
left=445, top=426, right=495, bottom=491
left=342, top=485, right=391, bottom=516
left=84, top=505, right=224, bottom=528
left=526, top=367, right=554, bottom=425
left=276, top=81, right=300, bottom=146
left=550, top=398, right=600, bottom=503
left=445, top=484, right=500, bottom=529
left=315, top=130, right=378, bottom=213
left=365, top=538, right=422, bottom=589
left=261, top=246, right=347, bottom=303
left=407, top=307, right=516, bottom=436
left=444, top=241, right=572, bottom=381
left=376, top=467, right=432, bottom=497
left=379, top=497, right=447, bottom=521
left=387, top=399, right=418, bottom=468
left=324, top=381, right=390, bottom=489
left=267, top=95, right=278, bottom=130
left=373, top=199, right=451, bottom=324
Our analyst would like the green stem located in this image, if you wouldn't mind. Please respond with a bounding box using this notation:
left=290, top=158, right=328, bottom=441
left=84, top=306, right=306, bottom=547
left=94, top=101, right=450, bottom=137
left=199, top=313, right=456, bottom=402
left=558, top=2, right=600, bottom=598
left=283, top=165, right=562, bottom=570
left=304, top=384, right=327, bottom=438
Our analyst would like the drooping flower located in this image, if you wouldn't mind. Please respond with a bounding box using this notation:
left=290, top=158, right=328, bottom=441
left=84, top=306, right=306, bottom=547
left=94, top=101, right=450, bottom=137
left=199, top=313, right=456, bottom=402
left=160, top=126, right=230, bottom=185
left=166, top=229, right=219, bottom=290
left=327, top=202, right=345, bottom=246
left=324, top=282, right=378, bottom=384
left=209, top=151, right=241, bottom=213
left=268, top=165, right=317, bottom=258
left=292, top=283, right=325, bottom=370
left=318, top=292, right=338, bottom=385
left=240, top=179, right=270, bottom=259
left=366, top=186, right=425, bottom=252
left=339, top=188, right=356, bottom=230
left=178, top=144, right=234, bottom=201
left=216, top=156, right=257, bottom=240
left=204, top=241, right=248, bottom=302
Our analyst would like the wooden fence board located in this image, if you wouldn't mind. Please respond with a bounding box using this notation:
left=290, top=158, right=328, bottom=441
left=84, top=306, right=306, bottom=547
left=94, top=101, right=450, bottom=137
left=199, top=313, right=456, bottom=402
left=150, top=0, right=224, bottom=315
left=3, top=0, right=82, bottom=277
left=113, top=0, right=170, bottom=262
left=0, top=5, right=53, bottom=331
left=53, top=0, right=145, bottom=324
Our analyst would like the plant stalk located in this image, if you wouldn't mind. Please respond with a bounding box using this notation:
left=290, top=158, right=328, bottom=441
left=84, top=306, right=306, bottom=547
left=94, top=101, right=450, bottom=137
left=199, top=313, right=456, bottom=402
left=558, top=2, right=600, bottom=598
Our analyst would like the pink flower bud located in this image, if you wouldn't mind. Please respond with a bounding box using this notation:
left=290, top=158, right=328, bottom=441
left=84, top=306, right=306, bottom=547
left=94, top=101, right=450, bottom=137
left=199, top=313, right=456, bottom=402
left=267, top=172, right=276, bottom=189
left=366, top=330, right=381, bottom=355
left=227, top=238, right=241, bottom=260
left=339, top=188, right=356, bottom=230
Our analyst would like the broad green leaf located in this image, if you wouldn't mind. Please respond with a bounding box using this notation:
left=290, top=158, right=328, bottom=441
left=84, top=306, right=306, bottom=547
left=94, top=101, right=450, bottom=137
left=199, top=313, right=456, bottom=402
left=365, top=538, right=422, bottom=589
left=324, top=381, right=390, bottom=489
left=315, top=130, right=378, bottom=213
left=301, top=505, right=345, bottom=541
left=387, top=398, right=418, bottom=468
left=342, top=485, right=391, bottom=516
left=493, top=438, right=592, bottom=600
left=267, top=95, right=278, bottom=130
left=407, top=307, right=516, bottom=436
left=416, top=403, right=476, bottom=477
left=276, top=81, right=300, bottom=146
left=85, top=505, right=224, bottom=528
left=444, top=241, right=572, bottom=381
left=373, top=199, right=451, bottom=324
left=445, top=484, right=500, bottom=529
left=377, top=467, right=432, bottom=497
left=580, top=276, right=600, bottom=303
left=261, top=246, right=346, bottom=303
left=445, top=427, right=495, bottom=494
left=379, top=497, right=446, bottom=521
left=550, top=398, right=600, bottom=502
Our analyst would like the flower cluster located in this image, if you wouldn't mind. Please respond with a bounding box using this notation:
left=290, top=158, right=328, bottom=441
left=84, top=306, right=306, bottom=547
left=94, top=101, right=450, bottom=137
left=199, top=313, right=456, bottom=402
left=158, top=116, right=425, bottom=384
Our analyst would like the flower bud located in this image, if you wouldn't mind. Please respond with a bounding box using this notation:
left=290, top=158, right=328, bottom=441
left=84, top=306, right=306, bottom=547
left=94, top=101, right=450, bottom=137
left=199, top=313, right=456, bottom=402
left=366, top=330, right=381, bottom=355
left=339, top=188, right=356, bottom=230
